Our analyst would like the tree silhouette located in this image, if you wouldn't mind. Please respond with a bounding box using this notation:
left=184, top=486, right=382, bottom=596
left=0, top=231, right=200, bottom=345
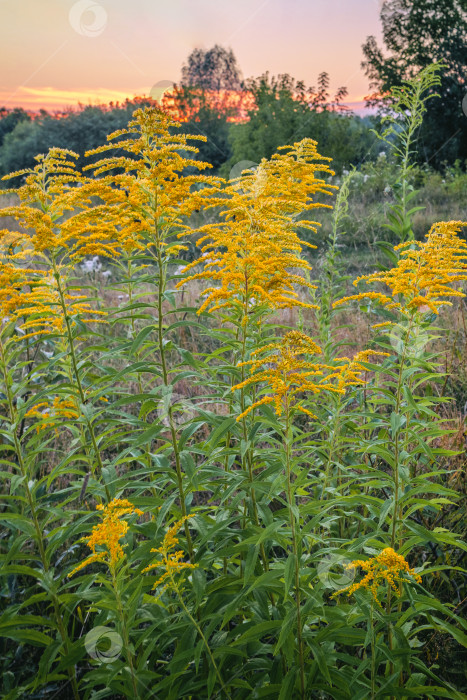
left=181, top=45, right=242, bottom=91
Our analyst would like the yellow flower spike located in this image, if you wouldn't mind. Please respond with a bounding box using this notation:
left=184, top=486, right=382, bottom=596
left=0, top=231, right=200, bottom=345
left=330, top=350, right=390, bottom=389
left=83, top=106, right=221, bottom=257
left=0, top=266, right=106, bottom=340
left=333, top=221, right=467, bottom=315
left=177, top=139, right=337, bottom=317
left=143, top=515, right=197, bottom=595
left=25, top=397, right=79, bottom=433
left=232, top=336, right=389, bottom=421
left=231, top=330, right=341, bottom=420
left=68, top=498, right=144, bottom=577
left=332, top=547, right=422, bottom=606
left=0, top=148, right=111, bottom=261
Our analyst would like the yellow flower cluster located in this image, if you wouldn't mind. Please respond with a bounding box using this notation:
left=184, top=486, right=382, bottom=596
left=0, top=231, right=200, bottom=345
left=1, top=108, right=215, bottom=341
left=83, top=107, right=220, bottom=255
left=0, top=267, right=105, bottom=339
left=327, top=350, right=390, bottom=391
left=0, top=149, right=111, bottom=262
left=0, top=149, right=111, bottom=340
left=232, top=336, right=390, bottom=421
left=143, top=515, right=197, bottom=594
left=231, top=330, right=340, bottom=420
left=68, top=498, right=144, bottom=577
left=25, top=396, right=79, bottom=432
left=334, top=221, right=467, bottom=315
left=178, top=139, right=337, bottom=317
left=334, top=547, right=422, bottom=605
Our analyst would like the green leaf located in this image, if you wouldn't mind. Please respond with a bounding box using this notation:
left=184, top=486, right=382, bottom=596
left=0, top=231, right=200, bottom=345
left=284, top=553, right=296, bottom=602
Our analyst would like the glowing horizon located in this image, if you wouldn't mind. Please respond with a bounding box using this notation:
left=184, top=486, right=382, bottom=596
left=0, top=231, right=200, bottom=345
left=0, top=85, right=374, bottom=115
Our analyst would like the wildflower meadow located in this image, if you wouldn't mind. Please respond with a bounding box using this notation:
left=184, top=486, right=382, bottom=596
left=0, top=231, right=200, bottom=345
left=0, top=64, right=466, bottom=699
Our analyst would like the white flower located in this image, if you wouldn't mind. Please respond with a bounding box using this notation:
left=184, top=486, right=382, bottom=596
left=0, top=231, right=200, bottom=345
left=81, top=256, right=102, bottom=274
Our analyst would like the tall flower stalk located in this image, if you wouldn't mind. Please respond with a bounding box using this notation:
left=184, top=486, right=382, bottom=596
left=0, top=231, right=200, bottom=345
left=180, top=140, right=337, bottom=573
left=0, top=150, right=113, bottom=497
left=84, top=107, right=221, bottom=559
left=375, top=63, right=443, bottom=244
left=233, top=330, right=345, bottom=698
left=69, top=498, right=144, bottom=698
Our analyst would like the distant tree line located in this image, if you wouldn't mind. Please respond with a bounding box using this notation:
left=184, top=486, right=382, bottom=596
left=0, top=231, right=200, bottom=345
left=0, top=101, right=148, bottom=177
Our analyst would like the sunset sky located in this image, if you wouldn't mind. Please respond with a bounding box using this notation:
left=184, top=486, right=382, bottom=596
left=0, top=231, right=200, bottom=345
left=1, top=0, right=383, bottom=112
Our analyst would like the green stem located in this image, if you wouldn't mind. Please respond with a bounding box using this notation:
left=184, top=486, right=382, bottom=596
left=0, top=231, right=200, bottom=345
left=239, top=315, right=269, bottom=575
left=390, top=317, right=413, bottom=550
left=370, top=602, right=376, bottom=700
left=154, top=236, right=194, bottom=563
left=125, top=255, right=155, bottom=481
left=172, top=576, right=231, bottom=700
left=284, top=401, right=306, bottom=700
left=53, top=263, right=111, bottom=502
left=111, top=567, right=140, bottom=699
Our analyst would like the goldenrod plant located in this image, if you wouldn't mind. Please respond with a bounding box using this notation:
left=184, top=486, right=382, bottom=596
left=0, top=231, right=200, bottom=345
left=0, top=95, right=466, bottom=699
left=374, top=63, right=443, bottom=259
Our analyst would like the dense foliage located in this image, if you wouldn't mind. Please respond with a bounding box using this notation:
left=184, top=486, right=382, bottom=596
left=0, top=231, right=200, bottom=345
left=362, top=0, right=467, bottom=168
left=0, top=65, right=466, bottom=699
